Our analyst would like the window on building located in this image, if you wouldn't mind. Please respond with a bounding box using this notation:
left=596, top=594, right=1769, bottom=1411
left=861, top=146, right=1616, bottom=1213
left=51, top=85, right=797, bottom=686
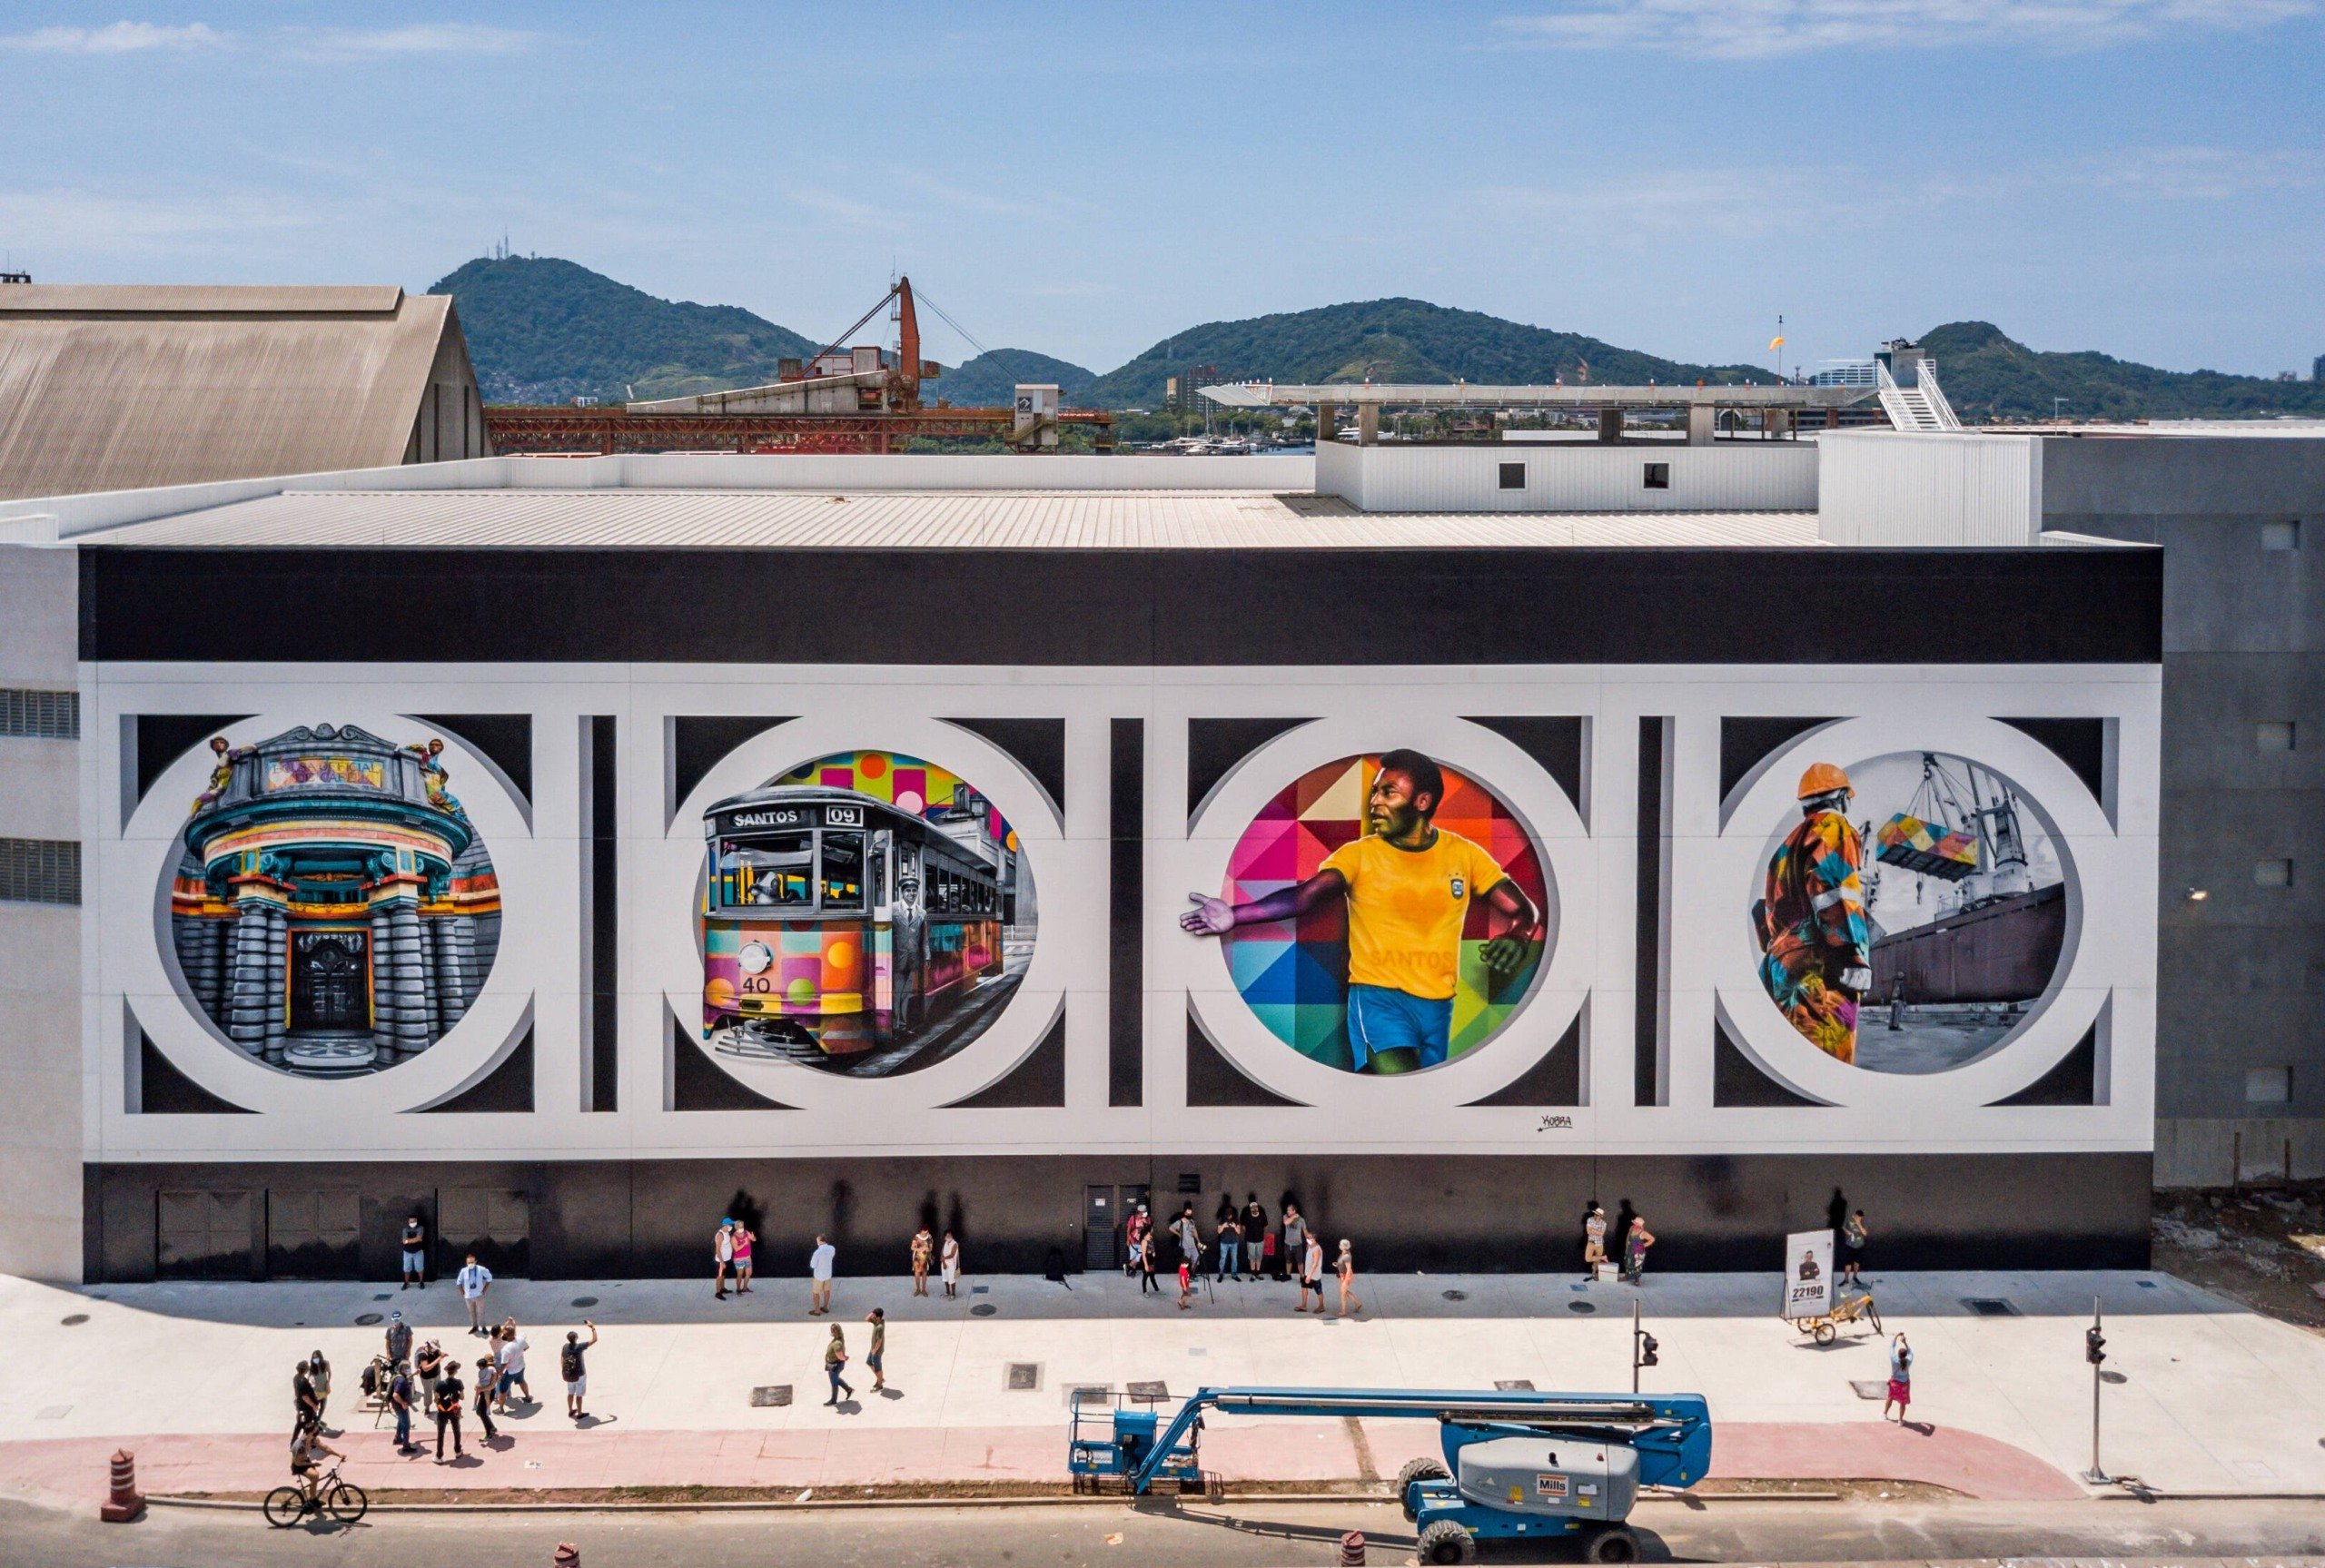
left=2257, top=721, right=2297, bottom=753
left=2254, top=857, right=2294, bottom=888
left=0, top=688, right=77, bottom=740
left=1643, top=462, right=1671, bottom=490
left=2246, top=1066, right=2292, bottom=1105
left=0, top=838, right=79, bottom=904
left=2261, top=519, right=2301, bottom=551
left=1498, top=462, right=1526, bottom=491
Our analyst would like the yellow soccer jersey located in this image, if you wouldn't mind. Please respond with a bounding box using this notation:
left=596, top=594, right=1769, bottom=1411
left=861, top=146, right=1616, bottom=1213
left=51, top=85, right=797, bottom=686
left=1318, top=829, right=1508, bottom=1001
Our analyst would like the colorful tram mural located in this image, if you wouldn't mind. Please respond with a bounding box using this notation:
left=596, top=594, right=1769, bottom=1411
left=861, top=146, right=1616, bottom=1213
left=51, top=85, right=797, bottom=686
left=168, top=725, right=502, bottom=1078
left=699, top=750, right=1026, bottom=1068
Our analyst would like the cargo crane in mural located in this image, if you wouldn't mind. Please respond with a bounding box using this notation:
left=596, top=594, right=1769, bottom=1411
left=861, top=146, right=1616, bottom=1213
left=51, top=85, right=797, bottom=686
left=1866, top=754, right=2065, bottom=1011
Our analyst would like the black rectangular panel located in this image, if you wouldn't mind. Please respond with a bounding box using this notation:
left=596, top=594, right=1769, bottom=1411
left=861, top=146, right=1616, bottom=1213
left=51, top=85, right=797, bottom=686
left=1636, top=717, right=1667, bottom=1108
left=590, top=715, right=618, bottom=1113
left=1110, top=718, right=1143, bottom=1108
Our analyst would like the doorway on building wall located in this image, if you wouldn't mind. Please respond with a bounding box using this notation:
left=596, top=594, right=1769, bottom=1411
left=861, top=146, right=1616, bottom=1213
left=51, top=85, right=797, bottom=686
left=1083, top=1183, right=1150, bottom=1271
left=289, top=929, right=371, bottom=1033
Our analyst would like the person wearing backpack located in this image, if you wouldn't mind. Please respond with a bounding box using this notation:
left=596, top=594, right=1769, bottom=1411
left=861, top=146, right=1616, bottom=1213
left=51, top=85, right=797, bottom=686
left=561, top=1321, right=598, bottom=1421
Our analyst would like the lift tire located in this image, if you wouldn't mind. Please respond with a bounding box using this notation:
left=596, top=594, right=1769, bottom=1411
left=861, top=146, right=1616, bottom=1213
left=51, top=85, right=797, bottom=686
left=1584, top=1524, right=1642, bottom=1563
left=1396, top=1457, right=1451, bottom=1519
left=1418, top=1520, right=1478, bottom=1565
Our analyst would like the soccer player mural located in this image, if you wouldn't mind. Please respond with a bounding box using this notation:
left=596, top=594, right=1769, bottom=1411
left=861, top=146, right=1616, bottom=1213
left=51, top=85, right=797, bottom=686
left=1182, top=749, right=1548, bottom=1075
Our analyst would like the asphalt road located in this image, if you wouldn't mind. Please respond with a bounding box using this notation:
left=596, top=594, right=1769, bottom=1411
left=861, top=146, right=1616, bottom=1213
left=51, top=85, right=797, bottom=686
left=8, top=1494, right=2325, bottom=1566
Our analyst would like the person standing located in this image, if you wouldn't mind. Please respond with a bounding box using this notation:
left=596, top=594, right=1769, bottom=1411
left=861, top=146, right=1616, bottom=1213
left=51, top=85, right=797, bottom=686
left=714, top=1219, right=735, bottom=1300
left=823, top=1325, right=855, bottom=1405
left=1124, top=1205, right=1150, bottom=1278
left=292, top=1359, right=319, bottom=1436
left=939, top=1230, right=961, bottom=1298
left=431, top=1358, right=466, bottom=1462
left=308, top=1350, right=332, bottom=1429
left=865, top=1308, right=887, bottom=1394
left=497, top=1320, right=530, bottom=1409
left=1583, top=1202, right=1608, bottom=1281
left=1138, top=1228, right=1160, bottom=1295
left=1215, top=1208, right=1243, bottom=1282
left=1334, top=1238, right=1365, bottom=1317
left=400, top=1214, right=428, bottom=1290
left=1172, top=1204, right=1202, bottom=1276
left=414, top=1340, right=443, bottom=1423
left=1840, top=1209, right=1869, bottom=1290
left=1299, top=1231, right=1325, bottom=1314
left=455, top=1253, right=494, bottom=1336
left=387, top=1359, right=416, bottom=1455
left=1623, top=1217, right=1657, bottom=1285
left=471, top=1353, right=500, bottom=1443
left=1176, top=1247, right=1194, bottom=1310
left=910, top=1225, right=935, bottom=1297
left=1884, top=1333, right=1914, bottom=1423
left=809, top=1234, right=837, bottom=1316
left=561, top=1321, right=598, bottom=1421
left=383, top=1310, right=413, bottom=1371
left=1281, top=1204, right=1309, bottom=1287
left=1241, top=1197, right=1268, bottom=1282
left=733, top=1222, right=757, bottom=1295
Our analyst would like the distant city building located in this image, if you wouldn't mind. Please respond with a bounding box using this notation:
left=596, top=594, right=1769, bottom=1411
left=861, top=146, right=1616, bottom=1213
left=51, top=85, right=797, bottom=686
left=1167, top=363, right=1220, bottom=414
left=2315, top=351, right=2324, bottom=382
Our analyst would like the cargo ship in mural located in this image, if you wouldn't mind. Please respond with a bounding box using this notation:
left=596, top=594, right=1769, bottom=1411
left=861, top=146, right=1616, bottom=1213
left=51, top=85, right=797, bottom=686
left=698, top=750, right=1032, bottom=1079
left=1866, top=753, right=2065, bottom=1004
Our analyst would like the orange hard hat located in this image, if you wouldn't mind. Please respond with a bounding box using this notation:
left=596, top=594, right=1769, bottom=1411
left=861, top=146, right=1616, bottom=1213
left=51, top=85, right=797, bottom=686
left=1796, top=762, right=1853, bottom=800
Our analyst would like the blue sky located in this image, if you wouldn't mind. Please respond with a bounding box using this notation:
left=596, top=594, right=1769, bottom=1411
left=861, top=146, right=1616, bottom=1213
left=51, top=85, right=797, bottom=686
left=2, top=3, right=2319, bottom=376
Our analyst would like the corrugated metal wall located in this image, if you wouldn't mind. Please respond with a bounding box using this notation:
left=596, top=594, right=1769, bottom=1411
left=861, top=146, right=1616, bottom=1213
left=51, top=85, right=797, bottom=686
left=1817, top=432, right=2041, bottom=546
left=1315, top=439, right=1817, bottom=513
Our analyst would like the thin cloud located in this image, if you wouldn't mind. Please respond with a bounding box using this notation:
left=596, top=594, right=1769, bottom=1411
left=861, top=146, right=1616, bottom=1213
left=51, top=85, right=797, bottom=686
left=1494, top=0, right=2319, bottom=58
left=0, top=21, right=223, bottom=54
left=282, top=23, right=542, bottom=61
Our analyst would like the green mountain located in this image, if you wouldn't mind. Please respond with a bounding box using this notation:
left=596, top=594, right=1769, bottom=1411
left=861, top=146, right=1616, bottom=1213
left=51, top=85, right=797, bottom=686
left=933, top=347, right=1095, bottom=407
left=1923, top=321, right=2325, bottom=423
left=429, top=256, right=816, bottom=405
left=1078, top=298, right=1775, bottom=409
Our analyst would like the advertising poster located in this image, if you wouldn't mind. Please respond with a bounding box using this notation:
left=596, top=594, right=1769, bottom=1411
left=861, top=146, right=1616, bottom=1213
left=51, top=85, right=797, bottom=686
left=1783, top=1228, right=1835, bottom=1320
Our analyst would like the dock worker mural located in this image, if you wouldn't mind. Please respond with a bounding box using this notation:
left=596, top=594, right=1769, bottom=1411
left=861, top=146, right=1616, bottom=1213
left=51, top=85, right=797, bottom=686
left=1753, top=762, right=1874, bottom=1064
left=1183, top=749, right=1548, bottom=1075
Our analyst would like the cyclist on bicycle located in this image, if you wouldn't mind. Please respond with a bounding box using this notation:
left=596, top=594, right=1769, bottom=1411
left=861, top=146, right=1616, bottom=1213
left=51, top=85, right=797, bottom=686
left=289, top=1418, right=345, bottom=1505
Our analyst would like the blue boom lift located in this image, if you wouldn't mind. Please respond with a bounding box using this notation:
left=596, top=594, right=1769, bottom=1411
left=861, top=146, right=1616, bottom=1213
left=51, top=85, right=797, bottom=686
left=1067, top=1386, right=1712, bottom=1564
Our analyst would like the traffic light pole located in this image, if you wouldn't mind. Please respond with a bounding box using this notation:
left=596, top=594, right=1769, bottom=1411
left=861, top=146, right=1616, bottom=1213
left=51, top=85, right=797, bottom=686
left=2082, top=1296, right=2110, bottom=1485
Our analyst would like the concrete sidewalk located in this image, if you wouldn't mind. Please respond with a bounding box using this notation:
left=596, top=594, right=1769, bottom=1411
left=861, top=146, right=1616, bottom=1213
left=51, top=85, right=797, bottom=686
left=0, top=1267, right=2315, bottom=1511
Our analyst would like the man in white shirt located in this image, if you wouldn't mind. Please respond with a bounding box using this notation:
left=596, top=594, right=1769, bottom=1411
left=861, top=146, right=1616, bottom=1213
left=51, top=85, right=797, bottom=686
left=455, top=1253, right=494, bottom=1336
left=714, top=1219, right=735, bottom=1301
left=809, top=1235, right=836, bottom=1316
left=496, top=1325, right=530, bottom=1409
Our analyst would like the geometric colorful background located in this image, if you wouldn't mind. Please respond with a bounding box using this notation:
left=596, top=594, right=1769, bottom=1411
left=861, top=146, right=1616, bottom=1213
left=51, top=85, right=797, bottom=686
left=774, top=748, right=1018, bottom=854
left=1215, top=754, right=1550, bottom=1074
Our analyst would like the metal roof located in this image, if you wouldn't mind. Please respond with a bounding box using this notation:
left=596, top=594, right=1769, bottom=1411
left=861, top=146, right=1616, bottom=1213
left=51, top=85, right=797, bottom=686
left=1201, top=381, right=1875, bottom=410
left=69, top=487, right=1823, bottom=549
left=0, top=284, right=468, bottom=499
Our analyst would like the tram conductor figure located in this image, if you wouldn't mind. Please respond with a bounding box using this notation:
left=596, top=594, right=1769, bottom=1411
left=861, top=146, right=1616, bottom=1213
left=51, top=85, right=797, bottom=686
left=1181, top=750, right=1539, bottom=1073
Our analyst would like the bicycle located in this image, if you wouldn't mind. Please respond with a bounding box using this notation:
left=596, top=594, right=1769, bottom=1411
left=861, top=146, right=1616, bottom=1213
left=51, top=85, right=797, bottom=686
left=262, top=1462, right=368, bottom=1528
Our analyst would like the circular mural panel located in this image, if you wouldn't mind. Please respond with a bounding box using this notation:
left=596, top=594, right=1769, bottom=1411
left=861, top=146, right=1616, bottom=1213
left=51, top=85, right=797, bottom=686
left=1185, top=750, right=1550, bottom=1075
left=1749, top=749, right=2069, bottom=1076
left=164, top=723, right=502, bottom=1079
left=696, top=749, right=1036, bottom=1079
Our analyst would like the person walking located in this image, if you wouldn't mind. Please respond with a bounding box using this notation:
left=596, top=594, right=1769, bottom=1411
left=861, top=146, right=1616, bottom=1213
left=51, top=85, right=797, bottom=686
left=1840, top=1209, right=1868, bottom=1290
left=1138, top=1228, right=1160, bottom=1295
left=388, top=1359, right=417, bottom=1455
left=865, top=1308, right=887, bottom=1394
left=1281, top=1204, right=1309, bottom=1287
left=384, top=1309, right=413, bottom=1371
left=308, top=1350, right=332, bottom=1429
left=940, top=1230, right=961, bottom=1298
left=497, top=1319, right=530, bottom=1409
left=1176, top=1247, right=1194, bottom=1310
left=823, top=1324, right=855, bottom=1405
left=454, top=1252, right=494, bottom=1336
left=910, top=1225, right=935, bottom=1296
left=1334, top=1238, right=1365, bottom=1317
left=1583, top=1202, right=1608, bottom=1281
left=1215, top=1208, right=1243, bottom=1281
left=1884, top=1333, right=1914, bottom=1424
left=714, top=1218, right=735, bottom=1300
left=1299, top=1231, right=1326, bottom=1314
left=431, top=1357, right=466, bottom=1462
left=809, top=1234, right=836, bottom=1315
left=1242, top=1196, right=1268, bottom=1282
left=1124, top=1205, right=1150, bottom=1278
left=560, top=1321, right=598, bottom=1421
left=733, top=1221, right=757, bottom=1295
left=471, top=1353, right=500, bottom=1443
left=400, top=1214, right=428, bottom=1290
left=1623, top=1216, right=1657, bottom=1285
left=292, top=1358, right=319, bottom=1436
left=414, top=1340, right=443, bottom=1423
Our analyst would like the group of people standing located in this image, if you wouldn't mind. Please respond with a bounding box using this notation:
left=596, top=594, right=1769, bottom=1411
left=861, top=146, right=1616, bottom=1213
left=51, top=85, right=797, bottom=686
left=1580, top=1203, right=1657, bottom=1284
left=1123, top=1195, right=1364, bottom=1317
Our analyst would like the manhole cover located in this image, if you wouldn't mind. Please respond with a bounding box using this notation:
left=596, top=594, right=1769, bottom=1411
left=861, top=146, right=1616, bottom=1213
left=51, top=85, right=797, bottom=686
left=1065, top=1385, right=1111, bottom=1407
left=354, top=1312, right=383, bottom=1326
left=60, top=1314, right=88, bottom=1326
left=1005, top=1363, right=1042, bottom=1392
left=972, top=1285, right=990, bottom=1295
left=1960, top=1297, right=2019, bottom=1317
left=1442, top=1289, right=1469, bottom=1301
left=970, top=1301, right=999, bottom=1317
left=1849, top=1380, right=1886, bottom=1400
left=571, top=1297, right=599, bottom=1307
left=372, top=1293, right=391, bottom=1301
left=1127, top=1380, right=1171, bottom=1403
left=1494, top=1379, right=1535, bottom=1392
left=750, top=1386, right=793, bottom=1407
left=2100, top=1370, right=2128, bottom=1385
left=1568, top=1301, right=1597, bottom=1314
left=35, top=1405, right=69, bottom=1420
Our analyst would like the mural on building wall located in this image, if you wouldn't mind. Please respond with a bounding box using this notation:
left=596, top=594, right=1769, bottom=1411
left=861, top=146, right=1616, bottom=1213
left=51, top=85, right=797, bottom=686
left=1183, top=750, right=1550, bottom=1074
left=168, top=725, right=502, bottom=1078
left=698, top=749, right=1035, bottom=1078
left=1752, top=751, right=2068, bottom=1074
